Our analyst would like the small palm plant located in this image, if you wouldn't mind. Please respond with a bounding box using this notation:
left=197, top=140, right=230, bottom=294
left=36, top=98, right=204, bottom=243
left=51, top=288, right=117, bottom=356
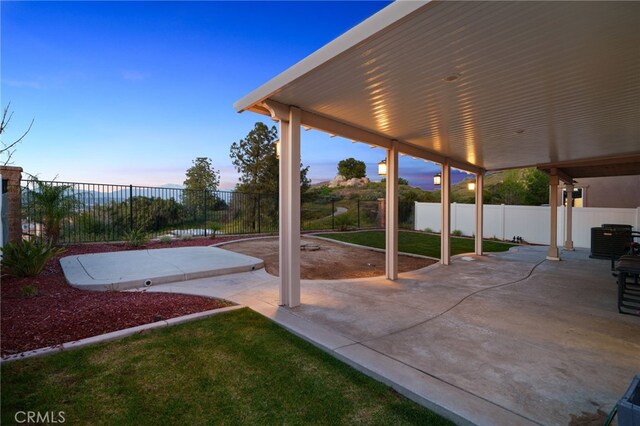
left=124, top=228, right=149, bottom=248
left=25, top=177, right=79, bottom=246
left=210, top=222, right=222, bottom=239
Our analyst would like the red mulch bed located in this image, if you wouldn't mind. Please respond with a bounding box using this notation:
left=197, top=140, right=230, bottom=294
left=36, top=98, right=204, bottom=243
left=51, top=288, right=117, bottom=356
left=1, top=236, right=252, bottom=356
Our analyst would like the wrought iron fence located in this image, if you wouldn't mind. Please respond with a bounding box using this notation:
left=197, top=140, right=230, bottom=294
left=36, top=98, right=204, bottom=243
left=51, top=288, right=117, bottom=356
left=20, top=179, right=415, bottom=244
left=300, top=197, right=414, bottom=231
left=20, top=180, right=279, bottom=244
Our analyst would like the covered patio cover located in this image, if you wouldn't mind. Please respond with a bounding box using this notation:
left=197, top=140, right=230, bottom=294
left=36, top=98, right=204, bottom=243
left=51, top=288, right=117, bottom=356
left=234, top=1, right=640, bottom=307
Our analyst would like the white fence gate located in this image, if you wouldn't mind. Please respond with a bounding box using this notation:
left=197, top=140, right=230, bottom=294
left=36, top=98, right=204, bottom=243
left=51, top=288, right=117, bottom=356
left=414, top=203, right=640, bottom=248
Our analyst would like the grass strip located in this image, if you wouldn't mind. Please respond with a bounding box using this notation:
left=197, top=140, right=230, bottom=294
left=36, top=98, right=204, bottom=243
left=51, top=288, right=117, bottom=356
left=320, top=230, right=515, bottom=258
left=2, top=308, right=452, bottom=425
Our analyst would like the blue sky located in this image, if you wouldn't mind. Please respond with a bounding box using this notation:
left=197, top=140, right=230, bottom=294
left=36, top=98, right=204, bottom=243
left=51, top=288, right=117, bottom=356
left=1, top=1, right=446, bottom=190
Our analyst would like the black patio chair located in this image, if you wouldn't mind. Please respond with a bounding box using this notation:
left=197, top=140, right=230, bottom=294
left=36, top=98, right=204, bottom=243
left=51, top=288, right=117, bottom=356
left=615, top=256, right=640, bottom=317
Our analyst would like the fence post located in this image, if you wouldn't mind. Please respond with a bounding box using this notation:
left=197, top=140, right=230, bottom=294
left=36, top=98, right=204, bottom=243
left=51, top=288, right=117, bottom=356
left=332, top=199, right=335, bottom=230
left=500, top=204, right=506, bottom=240
left=129, top=185, right=134, bottom=231
left=204, top=189, right=208, bottom=237
left=357, top=199, right=360, bottom=229
left=257, top=194, right=261, bottom=234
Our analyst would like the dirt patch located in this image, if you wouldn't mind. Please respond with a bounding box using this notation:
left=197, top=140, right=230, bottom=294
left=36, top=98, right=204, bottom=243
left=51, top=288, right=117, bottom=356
left=221, top=237, right=435, bottom=280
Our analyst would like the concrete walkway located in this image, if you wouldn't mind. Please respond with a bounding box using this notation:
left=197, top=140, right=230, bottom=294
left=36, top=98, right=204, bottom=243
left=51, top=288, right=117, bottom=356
left=138, top=246, right=640, bottom=426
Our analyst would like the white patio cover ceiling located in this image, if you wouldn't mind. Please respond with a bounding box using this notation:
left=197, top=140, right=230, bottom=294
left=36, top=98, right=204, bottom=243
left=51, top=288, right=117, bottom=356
left=235, top=1, right=640, bottom=176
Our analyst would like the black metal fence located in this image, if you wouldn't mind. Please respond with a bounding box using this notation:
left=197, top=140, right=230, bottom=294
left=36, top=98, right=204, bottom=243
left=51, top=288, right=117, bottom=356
left=20, top=179, right=415, bottom=244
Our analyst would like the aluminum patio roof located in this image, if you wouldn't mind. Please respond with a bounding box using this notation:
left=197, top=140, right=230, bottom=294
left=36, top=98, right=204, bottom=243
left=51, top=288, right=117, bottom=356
left=234, top=1, right=640, bottom=178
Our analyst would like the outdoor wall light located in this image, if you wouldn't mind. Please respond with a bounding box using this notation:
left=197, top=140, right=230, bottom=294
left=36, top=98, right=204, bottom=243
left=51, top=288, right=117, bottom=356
left=433, top=173, right=441, bottom=186
left=468, top=181, right=476, bottom=191
left=378, top=159, right=387, bottom=176
left=275, top=140, right=281, bottom=159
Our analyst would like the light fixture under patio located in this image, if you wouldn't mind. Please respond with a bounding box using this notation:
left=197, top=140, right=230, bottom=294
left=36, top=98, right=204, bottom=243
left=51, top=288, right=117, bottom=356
left=275, top=140, right=281, bottom=159
left=378, top=159, right=387, bottom=176
left=468, top=181, right=476, bottom=191
left=433, top=173, right=441, bottom=186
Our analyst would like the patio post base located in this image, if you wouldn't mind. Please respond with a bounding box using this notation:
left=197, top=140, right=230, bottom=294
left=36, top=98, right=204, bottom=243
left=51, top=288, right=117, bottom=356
left=547, top=246, right=561, bottom=261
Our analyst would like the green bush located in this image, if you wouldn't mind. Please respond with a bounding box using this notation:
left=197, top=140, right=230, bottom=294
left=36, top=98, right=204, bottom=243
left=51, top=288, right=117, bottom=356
left=123, top=228, right=149, bottom=248
left=334, top=214, right=353, bottom=231
left=158, top=236, right=173, bottom=244
left=0, top=240, right=66, bottom=277
left=452, top=229, right=464, bottom=237
left=21, top=284, right=39, bottom=298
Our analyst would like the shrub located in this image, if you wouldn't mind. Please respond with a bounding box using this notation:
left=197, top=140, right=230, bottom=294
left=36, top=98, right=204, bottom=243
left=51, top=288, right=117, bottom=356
left=334, top=214, right=352, bottom=231
left=452, top=229, right=464, bottom=237
left=124, top=228, right=149, bottom=248
left=158, top=236, right=173, bottom=244
left=210, top=223, right=222, bottom=239
left=21, top=284, right=39, bottom=298
left=424, top=227, right=433, bottom=233
left=0, top=240, right=66, bottom=277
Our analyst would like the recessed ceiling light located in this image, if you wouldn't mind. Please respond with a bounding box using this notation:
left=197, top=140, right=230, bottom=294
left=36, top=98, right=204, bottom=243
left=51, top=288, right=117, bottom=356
left=443, top=73, right=462, bottom=82
left=515, top=129, right=526, bottom=134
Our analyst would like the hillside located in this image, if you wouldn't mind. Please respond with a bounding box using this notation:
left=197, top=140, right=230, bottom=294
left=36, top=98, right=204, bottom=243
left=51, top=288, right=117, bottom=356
left=306, top=167, right=549, bottom=207
left=450, top=168, right=549, bottom=205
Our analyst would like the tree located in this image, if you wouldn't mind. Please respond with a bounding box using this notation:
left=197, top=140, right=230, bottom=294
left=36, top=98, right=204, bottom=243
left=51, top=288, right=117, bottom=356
left=486, top=170, right=527, bottom=205
left=230, top=122, right=311, bottom=231
left=1, top=102, right=34, bottom=165
left=522, top=168, right=549, bottom=205
left=337, top=157, right=366, bottom=180
left=183, top=157, right=220, bottom=219
left=230, top=122, right=310, bottom=194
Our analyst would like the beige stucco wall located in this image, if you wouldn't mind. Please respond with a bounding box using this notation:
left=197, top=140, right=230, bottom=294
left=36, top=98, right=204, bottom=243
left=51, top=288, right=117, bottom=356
left=560, top=175, right=640, bottom=208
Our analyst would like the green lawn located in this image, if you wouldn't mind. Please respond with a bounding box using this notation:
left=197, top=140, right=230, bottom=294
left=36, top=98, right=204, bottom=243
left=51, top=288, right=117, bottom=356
left=320, top=230, right=515, bottom=258
left=1, top=309, right=452, bottom=425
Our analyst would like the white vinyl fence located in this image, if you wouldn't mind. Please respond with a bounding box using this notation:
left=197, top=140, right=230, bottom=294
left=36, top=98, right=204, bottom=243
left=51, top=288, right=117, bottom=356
left=415, top=203, right=640, bottom=248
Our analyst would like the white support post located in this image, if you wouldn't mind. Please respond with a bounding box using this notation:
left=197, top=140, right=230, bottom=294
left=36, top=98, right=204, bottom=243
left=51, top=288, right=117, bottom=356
left=385, top=142, right=399, bottom=280
left=286, top=107, right=301, bottom=307
left=440, top=162, right=451, bottom=265
left=264, top=101, right=301, bottom=307
left=475, top=173, right=484, bottom=256
left=278, top=119, right=290, bottom=306
left=547, top=171, right=561, bottom=261
left=564, top=184, right=574, bottom=250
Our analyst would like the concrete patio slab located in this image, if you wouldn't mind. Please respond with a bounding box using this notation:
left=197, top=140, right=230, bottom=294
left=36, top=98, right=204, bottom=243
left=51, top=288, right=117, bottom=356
left=138, top=246, right=640, bottom=426
left=61, top=247, right=263, bottom=291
